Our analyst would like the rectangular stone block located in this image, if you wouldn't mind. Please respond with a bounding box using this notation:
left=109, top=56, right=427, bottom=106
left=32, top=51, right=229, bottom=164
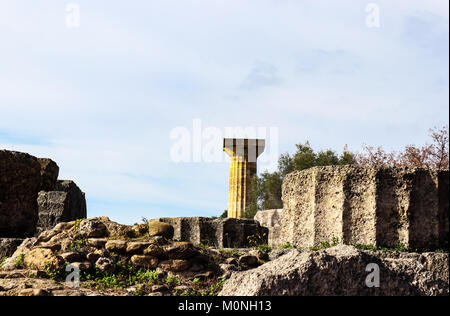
left=374, top=168, right=407, bottom=247
left=343, top=167, right=377, bottom=246
left=156, top=217, right=268, bottom=248
left=36, top=180, right=87, bottom=235
left=407, top=169, right=440, bottom=249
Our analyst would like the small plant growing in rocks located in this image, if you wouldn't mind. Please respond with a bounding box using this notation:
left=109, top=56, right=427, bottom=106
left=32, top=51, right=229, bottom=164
left=166, top=275, right=182, bottom=286
left=14, top=254, right=25, bottom=269
left=309, top=237, right=340, bottom=251
left=68, top=235, right=88, bottom=253
left=257, top=244, right=272, bottom=254
left=247, top=233, right=267, bottom=248
left=280, top=242, right=294, bottom=249
left=353, top=243, right=409, bottom=252
left=44, top=262, right=65, bottom=280
left=71, top=218, right=84, bottom=237
left=192, top=277, right=200, bottom=290
left=218, top=249, right=243, bottom=258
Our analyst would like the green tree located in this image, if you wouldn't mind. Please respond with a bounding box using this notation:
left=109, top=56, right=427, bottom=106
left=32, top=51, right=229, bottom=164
left=258, top=171, right=283, bottom=210
left=316, top=149, right=340, bottom=166
left=292, top=141, right=317, bottom=171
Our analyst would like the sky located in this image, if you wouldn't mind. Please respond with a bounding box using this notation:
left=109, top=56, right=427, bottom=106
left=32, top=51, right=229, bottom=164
left=0, top=0, right=448, bottom=224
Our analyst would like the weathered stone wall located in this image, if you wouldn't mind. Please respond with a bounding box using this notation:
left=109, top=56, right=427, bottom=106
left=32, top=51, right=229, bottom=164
left=0, top=150, right=41, bottom=237
left=281, top=166, right=449, bottom=249
left=155, top=217, right=268, bottom=248
left=254, top=209, right=283, bottom=247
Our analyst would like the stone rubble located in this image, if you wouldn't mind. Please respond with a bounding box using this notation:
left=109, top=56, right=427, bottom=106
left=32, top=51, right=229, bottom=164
left=0, top=217, right=263, bottom=296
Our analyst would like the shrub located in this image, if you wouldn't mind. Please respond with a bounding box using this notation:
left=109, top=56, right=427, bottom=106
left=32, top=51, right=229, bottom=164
left=14, top=254, right=25, bottom=269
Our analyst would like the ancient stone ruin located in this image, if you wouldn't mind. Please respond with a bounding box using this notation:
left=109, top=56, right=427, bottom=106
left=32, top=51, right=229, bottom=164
left=1, top=217, right=270, bottom=296
left=223, top=138, right=265, bottom=218
left=155, top=217, right=268, bottom=248
left=1, top=149, right=448, bottom=296
left=280, top=166, right=449, bottom=249
left=0, top=150, right=86, bottom=256
left=254, top=209, right=283, bottom=248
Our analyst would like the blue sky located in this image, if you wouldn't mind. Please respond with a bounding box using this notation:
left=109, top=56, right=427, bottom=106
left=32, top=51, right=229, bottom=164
left=0, top=0, right=448, bottom=224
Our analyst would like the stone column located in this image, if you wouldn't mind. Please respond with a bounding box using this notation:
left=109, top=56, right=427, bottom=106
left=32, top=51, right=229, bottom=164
left=223, top=139, right=265, bottom=218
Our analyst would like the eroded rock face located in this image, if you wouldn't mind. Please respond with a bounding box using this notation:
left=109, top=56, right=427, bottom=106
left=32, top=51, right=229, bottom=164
left=1, top=217, right=264, bottom=296
left=37, top=192, right=69, bottom=234
left=24, top=248, right=63, bottom=270
left=148, top=221, right=174, bottom=239
left=281, top=166, right=449, bottom=249
left=219, top=245, right=449, bottom=296
left=0, top=150, right=41, bottom=237
left=1, top=150, right=87, bottom=240
left=254, top=209, right=283, bottom=247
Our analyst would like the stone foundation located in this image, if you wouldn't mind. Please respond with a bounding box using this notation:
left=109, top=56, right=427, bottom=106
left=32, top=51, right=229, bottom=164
left=155, top=217, right=268, bottom=248
left=281, top=166, right=449, bottom=249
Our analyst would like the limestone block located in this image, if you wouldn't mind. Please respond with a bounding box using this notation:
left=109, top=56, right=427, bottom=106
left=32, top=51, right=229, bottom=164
left=36, top=180, right=87, bottom=235
left=281, top=166, right=449, bottom=249
left=54, top=180, right=87, bottom=221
